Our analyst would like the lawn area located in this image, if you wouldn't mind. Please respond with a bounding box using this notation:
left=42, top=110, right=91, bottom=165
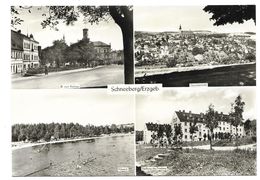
left=180, top=137, right=256, bottom=147
left=136, top=145, right=169, bottom=162
left=213, top=137, right=256, bottom=147
left=137, top=146, right=256, bottom=176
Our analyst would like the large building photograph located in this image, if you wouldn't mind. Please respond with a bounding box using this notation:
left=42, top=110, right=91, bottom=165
left=135, top=87, right=256, bottom=176
left=134, top=5, right=256, bottom=86
left=11, top=6, right=133, bottom=88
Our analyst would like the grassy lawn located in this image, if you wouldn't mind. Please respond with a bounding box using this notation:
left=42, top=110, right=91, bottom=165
left=181, top=137, right=256, bottom=147
left=213, top=137, right=256, bottom=147
left=137, top=146, right=256, bottom=176
left=136, top=145, right=169, bottom=162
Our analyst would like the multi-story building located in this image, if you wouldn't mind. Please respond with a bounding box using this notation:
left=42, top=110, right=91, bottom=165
left=143, top=110, right=245, bottom=143
left=81, top=28, right=112, bottom=64
left=11, top=30, right=40, bottom=74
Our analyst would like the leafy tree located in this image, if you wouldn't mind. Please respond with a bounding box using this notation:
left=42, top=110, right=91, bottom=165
left=174, top=124, right=183, bottom=142
left=60, top=124, right=66, bottom=138
left=54, top=124, right=60, bottom=139
left=229, top=95, right=245, bottom=144
left=11, top=6, right=133, bottom=84
left=41, top=40, right=68, bottom=67
left=136, top=131, right=144, bottom=142
left=189, top=118, right=198, bottom=141
left=205, top=104, right=219, bottom=150
left=65, top=40, right=97, bottom=67
left=203, top=5, right=256, bottom=26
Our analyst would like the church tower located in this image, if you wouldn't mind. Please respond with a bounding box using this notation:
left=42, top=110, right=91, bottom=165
left=179, top=24, right=182, bottom=32
left=83, top=28, right=90, bottom=42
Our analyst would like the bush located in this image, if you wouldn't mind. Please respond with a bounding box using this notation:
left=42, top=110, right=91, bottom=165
left=252, top=136, right=256, bottom=142
left=24, top=67, right=45, bottom=76
left=166, top=57, right=177, bottom=67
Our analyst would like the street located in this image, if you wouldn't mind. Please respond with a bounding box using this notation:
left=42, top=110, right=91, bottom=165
left=12, top=65, right=124, bottom=89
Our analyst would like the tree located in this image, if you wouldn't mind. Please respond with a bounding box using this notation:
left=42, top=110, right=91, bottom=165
left=65, top=40, right=97, bottom=67
left=189, top=118, right=198, bottom=141
left=41, top=40, right=68, bottom=67
left=203, top=5, right=256, bottom=26
left=11, top=6, right=134, bottom=84
left=229, top=95, right=245, bottom=144
left=205, top=104, right=219, bottom=150
left=54, top=124, right=60, bottom=140
left=174, top=124, right=183, bottom=142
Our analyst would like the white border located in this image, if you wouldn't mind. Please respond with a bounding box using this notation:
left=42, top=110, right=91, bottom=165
left=1, top=0, right=259, bottom=180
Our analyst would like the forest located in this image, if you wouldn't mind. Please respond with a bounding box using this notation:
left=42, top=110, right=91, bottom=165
left=12, top=122, right=134, bottom=142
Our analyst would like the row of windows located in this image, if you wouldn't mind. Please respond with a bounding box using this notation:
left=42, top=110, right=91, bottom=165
left=11, top=51, right=23, bottom=59
left=23, top=54, right=39, bottom=61
left=23, top=42, right=38, bottom=51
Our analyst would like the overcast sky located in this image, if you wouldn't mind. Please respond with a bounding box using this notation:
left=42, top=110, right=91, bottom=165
left=12, top=90, right=134, bottom=126
left=134, top=6, right=256, bottom=33
left=12, top=6, right=123, bottom=50
left=136, top=87, right=256, bottom=130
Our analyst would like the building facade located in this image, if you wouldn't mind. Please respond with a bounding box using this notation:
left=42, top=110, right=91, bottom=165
left=143, top=110, right=245, bottom=143
left=11, top=30, right=40, bottom=74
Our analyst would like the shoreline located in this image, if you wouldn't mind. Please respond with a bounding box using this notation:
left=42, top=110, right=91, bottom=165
left=135, top=62, right=256, bottom=77
left=12, top=133, right=133, bottom=151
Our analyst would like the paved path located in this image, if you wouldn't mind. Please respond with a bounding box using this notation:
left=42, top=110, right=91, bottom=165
left=12, top=65, right=124, bottom=89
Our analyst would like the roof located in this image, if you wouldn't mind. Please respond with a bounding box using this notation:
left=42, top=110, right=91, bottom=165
left=92, top=41, right=110, bottom=47
left=11, top=30, right=39, bottom=51
left=175, top=110, right=231, bottom=123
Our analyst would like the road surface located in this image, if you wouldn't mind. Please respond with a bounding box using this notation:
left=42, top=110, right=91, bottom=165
left=12, top=65, right=124, bottom=89
left=136, top=63, right=256, bottom=87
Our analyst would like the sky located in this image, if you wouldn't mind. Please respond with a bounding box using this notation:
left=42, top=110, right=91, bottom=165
left=136, top=87, right=256, bottom=130
left=134, top=6, right=256, bottom=33
left=11, top=89, right=134, bottom=126
left=12, top=6, right=123, bottom=50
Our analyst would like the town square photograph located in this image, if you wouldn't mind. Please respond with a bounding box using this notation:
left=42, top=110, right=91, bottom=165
left=134, top=5, right=256, bottom=86
left=11, top=90, right=135, bottom=176
left=135, top=87, right=256, bottom=176
left=11, top=6, right=134, bottom=89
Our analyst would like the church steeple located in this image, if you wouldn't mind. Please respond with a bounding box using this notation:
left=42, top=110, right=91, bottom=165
left=179, top=24, right=182, bottom=31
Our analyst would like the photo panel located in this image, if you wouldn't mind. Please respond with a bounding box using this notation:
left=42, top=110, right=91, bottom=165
left=135, top=87, right=256, bottom=176
left=11, top=6, right=134, bottom=89
left=134, top=5, right=256, bottom=87
left=11, top=89, right=135, bottom=176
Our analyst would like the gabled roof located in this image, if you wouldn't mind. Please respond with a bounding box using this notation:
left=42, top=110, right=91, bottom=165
left=92, top=41, right=110, bottom=47
left=175, top=110, right=231, bottom=123
left=11, top=30, right=39, bottom=51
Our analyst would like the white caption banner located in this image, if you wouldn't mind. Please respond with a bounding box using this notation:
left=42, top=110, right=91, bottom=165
left=107, top=84, right=162, bottom=94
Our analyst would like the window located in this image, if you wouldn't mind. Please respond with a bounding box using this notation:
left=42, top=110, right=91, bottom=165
left=184, top=122, right=187, bottom=126
left=223, top=127, right=225, bottom=131
left=185, top=135, right=187, bottom=139
left=219, top=127, right=222, bottom=131
left=185, top=129, right=187, bottom=132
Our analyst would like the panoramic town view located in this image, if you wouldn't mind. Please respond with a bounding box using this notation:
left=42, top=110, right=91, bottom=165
left=11, top=90, right=135, bottom=176
left=135, top=88, right=256, bottom=176
left=11, top=6, right=134, bottom=88
left=135, top=6, right=256, bottom=86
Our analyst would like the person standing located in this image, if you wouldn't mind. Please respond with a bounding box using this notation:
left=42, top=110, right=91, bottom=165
left=44, top=65, right=48, bottom=75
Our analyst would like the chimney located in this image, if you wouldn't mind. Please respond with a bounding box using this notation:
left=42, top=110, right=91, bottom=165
left=17, top=30, right=21, bottom=34
left=83, top=28, right=89, bottom=40
left=182, top=110, right=185, bottom=113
